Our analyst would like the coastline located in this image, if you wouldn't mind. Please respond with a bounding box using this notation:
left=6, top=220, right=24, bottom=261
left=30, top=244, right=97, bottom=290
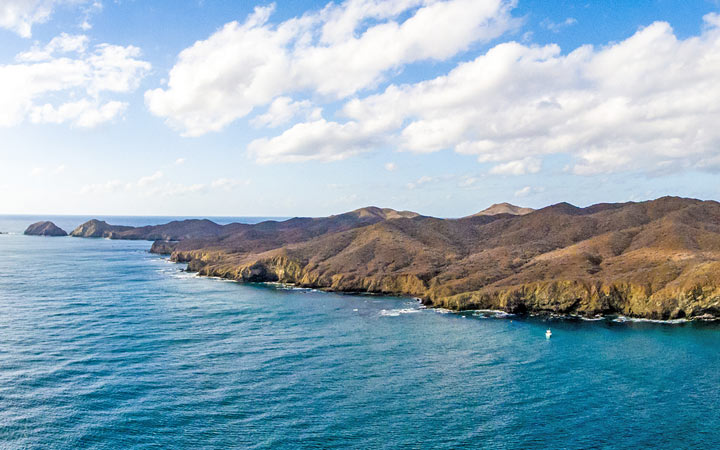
left=41, top=196, right=720, bottom=323
left=161, top=253, right=719, bottom=324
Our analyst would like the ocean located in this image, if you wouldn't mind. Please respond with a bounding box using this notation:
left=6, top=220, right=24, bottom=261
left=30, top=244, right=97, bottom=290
left=1, top=215, right=719, bottom=449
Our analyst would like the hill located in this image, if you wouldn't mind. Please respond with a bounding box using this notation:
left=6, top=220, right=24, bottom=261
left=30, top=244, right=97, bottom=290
left=24, top=221, right=67, bottom=237
left=68, top=198, right=720, bottom=320
left=469, top=202, right=534, bottom=217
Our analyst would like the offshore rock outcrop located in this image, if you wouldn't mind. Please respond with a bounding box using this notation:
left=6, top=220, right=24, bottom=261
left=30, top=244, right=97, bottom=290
left=24, top=221, right=67, bottom=236
left=70, top=219, right=133, bottom=238
left=73, top=198, right=720, bottom=320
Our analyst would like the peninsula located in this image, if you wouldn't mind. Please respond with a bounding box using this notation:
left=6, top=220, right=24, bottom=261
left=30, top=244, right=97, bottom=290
left=67, top=197, right=720, bottom=320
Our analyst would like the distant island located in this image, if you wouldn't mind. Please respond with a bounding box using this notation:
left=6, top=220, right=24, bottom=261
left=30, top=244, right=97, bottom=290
left=24, top=221, right=68, bottom=236
left=56, top=197, right=720, bottom=320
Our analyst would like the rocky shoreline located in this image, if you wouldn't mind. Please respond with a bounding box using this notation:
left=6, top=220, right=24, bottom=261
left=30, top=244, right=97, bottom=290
left=162, top=250, right=720, bottom=321
left=161, top=256, right=720, bottom=323
left=37, top=196, right=720, bottom=322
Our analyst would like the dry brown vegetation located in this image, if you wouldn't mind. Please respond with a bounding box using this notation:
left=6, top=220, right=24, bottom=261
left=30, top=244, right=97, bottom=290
left=73, top=197, right=720, bottom=319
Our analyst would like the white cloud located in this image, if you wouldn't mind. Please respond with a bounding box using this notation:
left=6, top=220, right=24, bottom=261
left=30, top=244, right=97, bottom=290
left=384, top=162, right=396, bottom=171
left=211, top=178, right=251, bottom=190
left=541, top=17, right=577, bottom=33
left=514, top=186, right=531, bottom=197
left=514, top=185, right=544, bottom=197
left=406, top=175, right=437, bottom=190
left=29, top=164, right=68, bottom=176
left=175, top=158, right=185, bottom=165
left=30, top=99, right=126, bottom=127
left=17, top=33, right=89, bottom=61
left=458, top=176, right=479, bottom=187
left=153, top=183, right=206, bottom=197
left=0, top=0, right=92, bottom=38
left=145, top=0, right=518, bottom=136
left=489, top=157, right=541, bottom=175
left=81, top=173, right=208, bottom=198
left=0, top=33, right=150, bottom=128
left=248, top=118, right=387, bottom=163
left=135, top=171, right=163, bottom=187
left=704, top=12, right=720, bottom=29
left=251, top=18, right=720, bottom=174
left=81, top=173, right=254, bottom=198
left=80, top=179, right=123, bottom=194
left=251, top=96, right=321, bottom=128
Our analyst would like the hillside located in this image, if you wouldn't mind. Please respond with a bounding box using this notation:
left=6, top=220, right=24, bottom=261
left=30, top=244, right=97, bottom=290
left=24, top=221, right=67, bottom=237
left=469, top=202, right=534, bottom=217
left=69, top=197, right=720, bottom=320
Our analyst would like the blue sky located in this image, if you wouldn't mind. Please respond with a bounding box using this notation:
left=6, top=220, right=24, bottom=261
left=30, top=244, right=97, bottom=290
left=1, top=0, right=719, bottom=217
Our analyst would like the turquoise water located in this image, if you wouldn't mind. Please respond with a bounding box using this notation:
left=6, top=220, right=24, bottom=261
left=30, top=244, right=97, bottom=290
left=1, top=216, right=719, bottom=449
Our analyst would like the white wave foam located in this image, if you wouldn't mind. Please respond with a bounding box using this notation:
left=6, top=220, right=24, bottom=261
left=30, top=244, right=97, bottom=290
left=473, top=309, right=515, bottom=319
left=613, top=316, right=688, bottom=324
left=380, top=308, right=421, bottom=317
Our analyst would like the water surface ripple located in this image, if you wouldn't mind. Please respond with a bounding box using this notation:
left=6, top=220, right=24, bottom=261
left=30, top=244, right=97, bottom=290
left=1, top=221, right=719, bottom=449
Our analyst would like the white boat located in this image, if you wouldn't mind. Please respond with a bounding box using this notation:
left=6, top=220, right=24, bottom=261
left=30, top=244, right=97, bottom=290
left=545, top=329, right=552, bottom=339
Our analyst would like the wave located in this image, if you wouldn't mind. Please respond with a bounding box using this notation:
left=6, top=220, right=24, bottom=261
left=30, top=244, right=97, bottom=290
left=472, top=309, right=516, bottom=319
left=612, top=316, right=689, bottom=324
left=380, top=308, right=421, bottom=317
left=579, top=316, right=604, bottom=321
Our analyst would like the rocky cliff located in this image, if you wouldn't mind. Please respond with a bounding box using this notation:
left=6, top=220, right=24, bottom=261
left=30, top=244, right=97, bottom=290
left=72, top=197, right=720, bottom=320
left=24, top=221, right=67, bottom=236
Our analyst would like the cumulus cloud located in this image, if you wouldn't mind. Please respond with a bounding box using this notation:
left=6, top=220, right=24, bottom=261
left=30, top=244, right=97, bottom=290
left=406, top=175, right=437, bottom=190
left=0, top=0, right=92, bottom=37
left=541, top=17, right=577, bottom=33
left=248, top=118, right=388, bottom=163
left=0, top=33, right=150, bottom=128
left=145, top=0, right=519, bottom=136
left=135, top=171, right=163, bottom=188
left=250, top=17, right=720, bottom=174
left=514, top=186, right=531, bottom=197
left=251, top=96, right=321, bottom=128
left=489, top=157, right=541, bottom=175
left=514, top=185, right=544, bottom=197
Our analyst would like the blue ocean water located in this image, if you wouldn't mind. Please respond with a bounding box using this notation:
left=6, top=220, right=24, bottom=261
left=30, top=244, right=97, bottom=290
left=1, top=216, right=719, bottom=449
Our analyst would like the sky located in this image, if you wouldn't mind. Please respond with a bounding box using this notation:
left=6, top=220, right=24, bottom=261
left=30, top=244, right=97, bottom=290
left=1, top=0, right=719, bottom=218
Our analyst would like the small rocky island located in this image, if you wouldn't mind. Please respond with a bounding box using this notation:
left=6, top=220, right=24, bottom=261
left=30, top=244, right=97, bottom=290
left=65, top=197, right=720, bottom=320
left=24, top=221, right=67, bottom=237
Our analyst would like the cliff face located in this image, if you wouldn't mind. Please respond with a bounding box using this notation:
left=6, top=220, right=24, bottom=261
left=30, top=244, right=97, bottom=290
left=24, top=221, right=67, bottom=236
left=72, top=197, right=720, bottom=320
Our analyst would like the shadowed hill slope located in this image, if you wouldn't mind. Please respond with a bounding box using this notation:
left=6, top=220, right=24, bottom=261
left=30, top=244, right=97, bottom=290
left=70, top=197, right=720, bottom=319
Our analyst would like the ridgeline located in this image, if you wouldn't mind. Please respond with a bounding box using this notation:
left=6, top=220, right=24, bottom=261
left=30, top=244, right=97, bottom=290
left=66, top=197, right=720, bottom=320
